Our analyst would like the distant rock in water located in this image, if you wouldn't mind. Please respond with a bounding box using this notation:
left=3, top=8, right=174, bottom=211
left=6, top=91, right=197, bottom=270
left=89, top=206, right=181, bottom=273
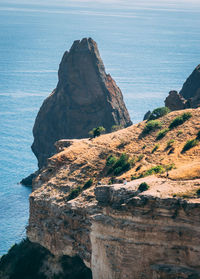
left=32, top=38, right=132, bottom=168
left=179, top=64, right=200, bottom=99
left=165, top=65, right=200, bottom=111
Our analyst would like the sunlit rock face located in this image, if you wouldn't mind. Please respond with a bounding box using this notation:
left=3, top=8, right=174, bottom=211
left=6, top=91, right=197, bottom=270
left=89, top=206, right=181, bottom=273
left=27, top=181, right=200, bottom=279
left=31, top=38, right=132, bottom=168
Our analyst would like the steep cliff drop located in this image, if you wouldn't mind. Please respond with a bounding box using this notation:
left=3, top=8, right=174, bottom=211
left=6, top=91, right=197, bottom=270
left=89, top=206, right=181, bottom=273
left=165, top=65, right=200, bottom=111
left=32, top=38, right=132, bottom=169
left=27, top=108, right=200, bottom=279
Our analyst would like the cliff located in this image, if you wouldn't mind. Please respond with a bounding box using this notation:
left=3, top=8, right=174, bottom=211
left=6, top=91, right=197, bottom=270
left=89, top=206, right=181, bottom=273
left=179, top=64, right=200, bottom=100
left=32, top=38, right=132, bottom=168
left=26, top=108, right=200, bottom=278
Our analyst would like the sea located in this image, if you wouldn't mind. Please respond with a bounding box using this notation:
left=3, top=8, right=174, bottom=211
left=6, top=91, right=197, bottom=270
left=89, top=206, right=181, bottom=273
left=0, top=0, right=200, bottom=256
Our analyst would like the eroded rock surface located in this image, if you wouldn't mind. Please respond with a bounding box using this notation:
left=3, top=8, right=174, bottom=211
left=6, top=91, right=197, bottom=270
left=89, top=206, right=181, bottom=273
left=27, top=178, right=200, bottom=279
left=32, top=38, right=132, bottom=168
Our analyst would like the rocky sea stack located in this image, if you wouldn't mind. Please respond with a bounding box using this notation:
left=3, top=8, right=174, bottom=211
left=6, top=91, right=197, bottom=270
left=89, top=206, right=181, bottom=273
left=32, top=38, right=132, bottom=168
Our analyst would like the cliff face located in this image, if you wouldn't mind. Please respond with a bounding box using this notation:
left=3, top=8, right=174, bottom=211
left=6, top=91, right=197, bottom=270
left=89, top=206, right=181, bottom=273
left=32, top=38, right=132, bottom=168
left=27, top=109, right=200, bottom=278
left=179, top=65, right=200, bottom=99
left=165, top=65, right=200, bottom=111
left=27, top=177, right=200, bottom=279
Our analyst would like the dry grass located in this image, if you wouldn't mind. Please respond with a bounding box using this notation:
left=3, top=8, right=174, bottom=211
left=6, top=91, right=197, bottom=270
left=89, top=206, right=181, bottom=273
left=34, top=108, right=200, bottom=198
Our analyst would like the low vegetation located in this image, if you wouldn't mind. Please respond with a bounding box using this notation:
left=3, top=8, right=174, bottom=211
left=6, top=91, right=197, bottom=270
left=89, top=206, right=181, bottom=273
left=106, top=155, right=118, bottom=166
left=151, top=144, right=159, bottom=153
left=148, top=107, right=170, bottom=120
left=142, top=165, right=165, bottom=177
left=89, top=126, right=105, bottom=138
left=166, top=139, right=175, bottom=149
left=169, top=112, right=192, bottom=130
left=182, top=139, right=199, bottom=153
left=82, top=178, right=93, bottom=190
left=138, top=182, right=149, bottom=192
left=68, top=186, right=82, bottom=200
left=156, top=128, right=169, bottom=140
left=142, top=120, right=162, bottom=135
left=0, top=238, right=49, bottom=279
left=196, top=131, right=200, bottom=140
left=106, top=153, right=134, bottom=176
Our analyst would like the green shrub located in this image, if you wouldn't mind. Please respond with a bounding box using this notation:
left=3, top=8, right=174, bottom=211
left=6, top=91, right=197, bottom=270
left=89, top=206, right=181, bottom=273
left=82, top=179, right=93, bottom=190
left=165, top=163, right=175, bottom=171
left=131, top=175, right=137, bottom=180
left=196, top=131, right=200, bottom=140
left=182, top=139, right=199, bottom=153
left=142, top=144, right=146, bottom=149
left=144, top=165, right=165, bottom=176
left=169, top=112, right=192, bottom=129
left=151, top=144, right=159, bottom=153
left=68, top=186, right=82, bottom=200
left=148, top=107, right=170, bottom=120
left=138, top=182, right=150, bottom=192
left=107, top=153, right=133, bottom=176
left=142, top=120, right=162, bottom=135
left=106, top=155, right=117, bottom=166
left=166, top=139, right=175, bottom=149
left=156, top=128, right=169, bottom=140
left=89, top=126, right=105, bottom=138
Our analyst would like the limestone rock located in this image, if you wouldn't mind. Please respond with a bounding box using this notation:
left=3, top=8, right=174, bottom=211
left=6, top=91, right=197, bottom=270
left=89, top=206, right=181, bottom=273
left=165, top=90, right=187, bottom=111
left=27, top=178, right=200, bottom=279
left=32, top=38, right=132, bottom=168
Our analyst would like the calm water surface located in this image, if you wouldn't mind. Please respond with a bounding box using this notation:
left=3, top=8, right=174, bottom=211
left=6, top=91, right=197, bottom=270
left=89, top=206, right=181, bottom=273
left=0, top=0, right=200, bottom=255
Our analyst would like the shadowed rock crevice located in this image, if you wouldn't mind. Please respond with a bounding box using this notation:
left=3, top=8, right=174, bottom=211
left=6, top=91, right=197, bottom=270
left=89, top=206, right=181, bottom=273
left=32, top=38, right=132, bottom=168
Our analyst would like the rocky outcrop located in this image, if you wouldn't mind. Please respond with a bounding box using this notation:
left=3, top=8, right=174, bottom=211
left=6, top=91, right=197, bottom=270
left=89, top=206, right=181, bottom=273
left=164, top=90, right=187, bottom=111
left=165, top=65, right=200, bottom=111
left=32, top=38, right=132, bottom=168
left=179, top=64, right=200, bottom=99
left=143, top=110, right=151, bottom=120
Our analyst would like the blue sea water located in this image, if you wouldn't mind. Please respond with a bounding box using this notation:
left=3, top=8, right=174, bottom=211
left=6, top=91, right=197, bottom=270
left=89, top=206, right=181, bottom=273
left=0, top=0, right=200, bottom=256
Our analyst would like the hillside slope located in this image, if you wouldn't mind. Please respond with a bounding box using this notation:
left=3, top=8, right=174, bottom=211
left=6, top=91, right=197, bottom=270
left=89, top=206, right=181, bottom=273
left=33, top=108, right=200, bottom=194
left=25, top=108, right=200, bottom=279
